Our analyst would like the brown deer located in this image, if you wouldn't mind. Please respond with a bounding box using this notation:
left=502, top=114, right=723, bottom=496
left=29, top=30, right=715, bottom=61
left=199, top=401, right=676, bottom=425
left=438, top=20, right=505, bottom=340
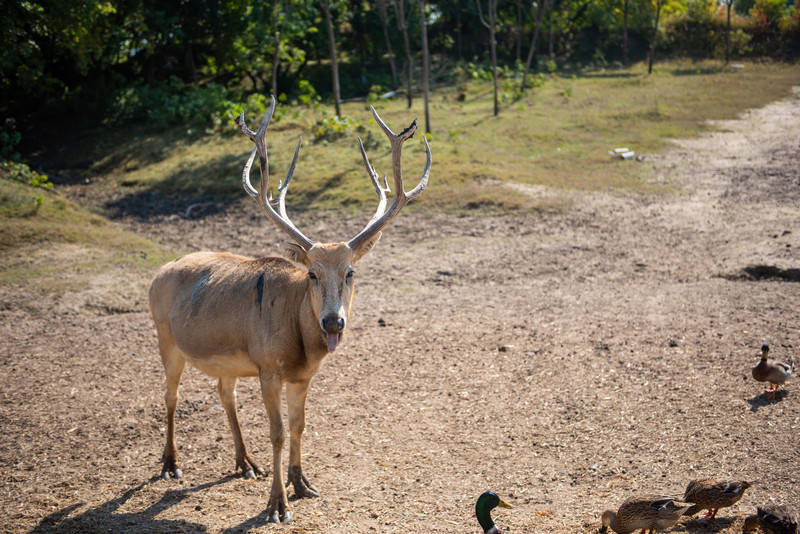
left=148, top=96, right=430, bottom=523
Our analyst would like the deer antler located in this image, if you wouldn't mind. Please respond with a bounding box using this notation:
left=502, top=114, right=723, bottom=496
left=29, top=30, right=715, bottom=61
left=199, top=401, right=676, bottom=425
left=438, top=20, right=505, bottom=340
left=238, top=96, right=315, bottom=251
left=347, top=106, right=431, bottom=252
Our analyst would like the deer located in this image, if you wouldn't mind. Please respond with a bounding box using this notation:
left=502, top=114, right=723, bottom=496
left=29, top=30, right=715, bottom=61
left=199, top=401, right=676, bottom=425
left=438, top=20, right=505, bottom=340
left=148, top=95, right=430, bottom=523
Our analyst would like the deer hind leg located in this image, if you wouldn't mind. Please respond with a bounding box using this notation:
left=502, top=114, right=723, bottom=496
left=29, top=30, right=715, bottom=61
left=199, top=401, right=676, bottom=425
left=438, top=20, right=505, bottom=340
left=259, top=371, right=292, bottom=523
left=157, top=327, right=186, bottom=480
left=286, top=379, right=319, bottom=499
left=216, top=376, right=265, bottom=479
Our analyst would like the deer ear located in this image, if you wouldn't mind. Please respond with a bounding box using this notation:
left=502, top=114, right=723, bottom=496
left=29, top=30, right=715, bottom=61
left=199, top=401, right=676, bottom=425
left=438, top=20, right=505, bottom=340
left=351, top=232, right=381, bottom=263
left=283, top=242, right=308, bottom=264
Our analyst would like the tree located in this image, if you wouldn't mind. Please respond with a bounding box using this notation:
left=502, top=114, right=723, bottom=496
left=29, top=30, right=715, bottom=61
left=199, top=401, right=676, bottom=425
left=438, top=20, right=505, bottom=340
left=725, top=0, right=734, bottom=65
left=476, top=0, right=500, bottom=116
left=521, top=0, right=549, bottom=92
left=622, top=0, right=630, bottom=65
left=376, top=0, right=399, bottom=88
left=418, top=0, right=431, bottom=132
left=394, top=0, right=414, bottom=108
left=320, top=0, right=342, bottom=116
left=647, top=0, right=663, bottom=74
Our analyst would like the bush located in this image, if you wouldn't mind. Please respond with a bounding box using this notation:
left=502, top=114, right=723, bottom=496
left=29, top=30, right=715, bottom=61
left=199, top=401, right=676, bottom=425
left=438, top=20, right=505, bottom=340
left=311, top=112, right=361, bottom=143
left=1, top=161, right=52, bottom=190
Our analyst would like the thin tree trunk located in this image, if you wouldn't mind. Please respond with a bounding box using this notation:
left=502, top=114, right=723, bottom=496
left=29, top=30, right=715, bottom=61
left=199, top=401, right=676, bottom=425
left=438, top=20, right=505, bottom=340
left=725, top=0, right=732, bottom=65
left=184, top=42, right=196, bottom=83
left=395, top=0, right=413, bottom=108
left=515, top=0, right=523, bottom=62
left=623, top=0, right=629, bottom=65
left=477, top=0, right=499, bottom=115
left=271, top=2, right=281, bottom=97
left=376, top=0, right=399, bottom=87
left=521, top=0, right=548, bottom=91
left=456, top=7, right=463, bottom=62
left=647, top=0, right=662, bottom=74
left=548, top=6, right=554, bottom=60
left=321, top=1, right=342, bottom=116
left=418, top=0, right=431, bottom=132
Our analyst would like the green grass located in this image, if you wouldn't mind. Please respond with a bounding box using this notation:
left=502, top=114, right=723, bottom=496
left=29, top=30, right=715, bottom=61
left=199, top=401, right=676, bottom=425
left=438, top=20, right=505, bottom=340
left=82, top=59, right=799, bottom=214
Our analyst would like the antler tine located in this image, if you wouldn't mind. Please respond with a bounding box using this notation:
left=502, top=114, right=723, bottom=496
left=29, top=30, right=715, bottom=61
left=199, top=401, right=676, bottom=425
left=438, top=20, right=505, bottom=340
left=347, top=107, right=431, bottom=252
left=272, top=137, right=303, bottom=220
left=357, top=136, right=390, bottom=225
left=239, top=96, right=315, bottom=250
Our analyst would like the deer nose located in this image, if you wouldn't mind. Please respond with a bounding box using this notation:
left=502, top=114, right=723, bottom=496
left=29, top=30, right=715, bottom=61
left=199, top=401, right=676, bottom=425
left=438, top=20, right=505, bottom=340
left=322, top=314, right=345, bottom=333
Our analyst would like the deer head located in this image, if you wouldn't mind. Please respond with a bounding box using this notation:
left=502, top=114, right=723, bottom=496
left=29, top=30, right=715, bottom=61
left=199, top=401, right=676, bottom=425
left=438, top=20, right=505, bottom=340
left=237, top=96, right=431, bottom=352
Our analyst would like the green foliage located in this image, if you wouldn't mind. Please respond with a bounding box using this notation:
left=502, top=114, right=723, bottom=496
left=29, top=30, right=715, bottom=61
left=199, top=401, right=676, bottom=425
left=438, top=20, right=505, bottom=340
left=295, top=80, right=321, bottom=107
left=312, top=112, right=361, bottom=143
left=1, top=161, right=52, bottom=190
left=1, top=119, right=22, bottom=162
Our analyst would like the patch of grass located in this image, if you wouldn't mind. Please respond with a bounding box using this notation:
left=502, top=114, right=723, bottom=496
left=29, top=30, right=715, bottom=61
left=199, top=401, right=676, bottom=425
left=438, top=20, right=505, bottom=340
left=53, top=60, right=800, bottom=215
left=0, top=179, right=175, bottom=308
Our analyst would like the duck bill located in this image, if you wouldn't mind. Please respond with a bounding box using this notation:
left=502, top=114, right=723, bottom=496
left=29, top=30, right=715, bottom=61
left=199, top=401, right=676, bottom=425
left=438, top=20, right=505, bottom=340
left=497, top=498, right=512, bottom=509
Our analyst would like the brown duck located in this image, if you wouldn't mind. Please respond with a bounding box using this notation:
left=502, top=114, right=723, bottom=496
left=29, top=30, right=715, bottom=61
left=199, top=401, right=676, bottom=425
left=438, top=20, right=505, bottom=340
left=682, top=479, right=752, bottom=519
left=742, top=504, right=798, bottom=534
left=752, top=344, right=794, bottom=399
left=600, top=495, right=692, bottom=533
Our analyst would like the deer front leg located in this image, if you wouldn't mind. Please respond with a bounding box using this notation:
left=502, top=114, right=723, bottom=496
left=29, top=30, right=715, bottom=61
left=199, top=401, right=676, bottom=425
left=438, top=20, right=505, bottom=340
left=286, top=379, right=319, bottom=499
left=217, top=377, right=266, bottom=479
left=159, top=339, right=185, bottom=480
left=259, top=371, right=292, bottom=523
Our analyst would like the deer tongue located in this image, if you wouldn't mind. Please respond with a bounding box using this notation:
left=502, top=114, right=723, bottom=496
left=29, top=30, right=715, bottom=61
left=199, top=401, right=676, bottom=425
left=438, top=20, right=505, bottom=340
left=326, top=333, right=339, bottom=352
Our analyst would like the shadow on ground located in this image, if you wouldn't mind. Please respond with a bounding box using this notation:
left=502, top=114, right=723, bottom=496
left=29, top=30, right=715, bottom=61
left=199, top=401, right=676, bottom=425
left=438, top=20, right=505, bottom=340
left=747, top=389, right=789, bottom=412
left=719, top=265, right=800, bottom=283
left=676, top=516, right=736, bottom=532
left=29, top=476, right=238, bottom=534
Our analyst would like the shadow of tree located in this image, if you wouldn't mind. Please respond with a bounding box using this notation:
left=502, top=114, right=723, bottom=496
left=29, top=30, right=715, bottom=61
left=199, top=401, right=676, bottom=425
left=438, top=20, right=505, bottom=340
left=747, top=389, right=788, bottom=412
left=29, top=475, right=238, bottom=533
left=577, top=72, right=640, bottom=79
left=671, top=67, right=726, bottom=76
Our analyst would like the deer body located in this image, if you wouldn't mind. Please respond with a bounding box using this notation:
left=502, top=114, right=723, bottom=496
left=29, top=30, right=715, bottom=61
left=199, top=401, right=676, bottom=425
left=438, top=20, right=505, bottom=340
left=149, top=97, right=429, bottom=523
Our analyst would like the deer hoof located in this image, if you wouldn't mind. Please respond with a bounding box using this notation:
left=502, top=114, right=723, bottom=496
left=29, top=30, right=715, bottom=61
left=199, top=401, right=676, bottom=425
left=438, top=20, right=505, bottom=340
left=243, top=469, right=256, bottom=480
left=160, top=468, right=182, bottom=480
left=267, top=510, right=292, bottom=524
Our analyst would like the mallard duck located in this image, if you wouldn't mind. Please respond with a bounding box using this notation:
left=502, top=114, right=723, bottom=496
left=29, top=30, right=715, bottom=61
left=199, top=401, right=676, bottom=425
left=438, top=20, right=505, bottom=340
left=475, top=491, right=512, bottom=533
left=752, top=344, right=794, bottom=399
left=682, top=479, right=752, bottom=519
left=599, top=495, right=692, bottom=533
left=742, top=504, right=798, bottom=533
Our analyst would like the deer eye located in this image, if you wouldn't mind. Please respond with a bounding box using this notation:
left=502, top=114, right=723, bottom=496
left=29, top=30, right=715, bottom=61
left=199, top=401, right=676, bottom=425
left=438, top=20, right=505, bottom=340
left=308, top=271, right=317, bottom=280
left=346, top=269, right=354, bottom=279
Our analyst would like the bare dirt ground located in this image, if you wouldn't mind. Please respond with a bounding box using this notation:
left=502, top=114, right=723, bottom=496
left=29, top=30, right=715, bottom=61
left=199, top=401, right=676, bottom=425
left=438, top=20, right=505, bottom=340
left=2, top=87, right=799, bottom=534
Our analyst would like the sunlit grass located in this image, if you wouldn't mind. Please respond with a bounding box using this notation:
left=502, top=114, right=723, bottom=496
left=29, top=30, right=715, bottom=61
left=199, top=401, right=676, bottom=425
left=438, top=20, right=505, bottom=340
left=79, top=59, right=800, bottom=215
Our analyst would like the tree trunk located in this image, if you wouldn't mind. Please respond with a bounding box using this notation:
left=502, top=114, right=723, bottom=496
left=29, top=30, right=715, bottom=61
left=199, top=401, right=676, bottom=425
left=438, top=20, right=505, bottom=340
left=456, top=8, right=463, bottom=62
left=623, top=0, right=629, bottom=65
left=418, top=0, right=431, bottom=132
left=647, top=0, right=662, bottom=74
left=521, top=0, right=548, bottom=91
left=321, top=1, right=342, bottom=116
left=271, top=2, right=281, bottom=97
left=515, top=0, right=523, bottom=62
left=395, top=0, right=413, bottom=108
left=476, top=0, right=499, bottom=115
left=184, top=41, right=196, bottom=83
left=376, top=0, right=399, bottom=88
left=725, top=0, right=732, bottom=65
left=548, top=6, right=554, bottom=61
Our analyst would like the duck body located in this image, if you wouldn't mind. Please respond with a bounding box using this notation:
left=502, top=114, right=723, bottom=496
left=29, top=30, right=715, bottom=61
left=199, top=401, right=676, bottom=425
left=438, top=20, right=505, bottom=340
left=600, top=495, right=692, bottom=534
left=682, top=479, right=752, bottom=518
left=752, top=344, right=794, bottom=398
left=743, top=505, right=798, bottom=534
